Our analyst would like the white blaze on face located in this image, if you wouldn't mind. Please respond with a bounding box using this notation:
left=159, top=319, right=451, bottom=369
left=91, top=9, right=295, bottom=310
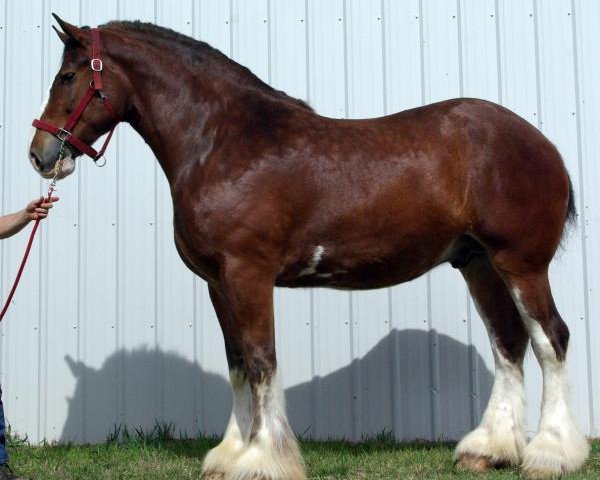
left=29, top=81, right=77, bottom=179
left=29, top=83, right=52, bottom=151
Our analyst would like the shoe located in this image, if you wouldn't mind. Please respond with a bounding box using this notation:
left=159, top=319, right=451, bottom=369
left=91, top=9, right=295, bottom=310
left=0, top=464, right=27, bottom=480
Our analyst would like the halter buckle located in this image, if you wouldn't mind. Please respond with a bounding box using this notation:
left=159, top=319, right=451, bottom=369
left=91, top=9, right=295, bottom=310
left=94, top=155, right=107, bottom=167
left=90, top=58, right=103, bottom=71
left=57, top=128, right=71, bottom=142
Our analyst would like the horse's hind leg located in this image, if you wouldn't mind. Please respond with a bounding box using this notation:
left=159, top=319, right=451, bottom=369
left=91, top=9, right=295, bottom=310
left=200, top=262, right=305, bottom=480
left=455, top=254, right=528, bottom=472
left=497, top=267, right=589, bottom=478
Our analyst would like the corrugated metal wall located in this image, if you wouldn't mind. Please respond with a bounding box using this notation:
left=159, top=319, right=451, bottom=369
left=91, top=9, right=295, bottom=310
left=0, top=0, right=598, bottom=444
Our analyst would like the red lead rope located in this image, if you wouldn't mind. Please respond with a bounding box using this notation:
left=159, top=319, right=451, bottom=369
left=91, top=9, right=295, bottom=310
left=0, top=181, right=57, bottom=322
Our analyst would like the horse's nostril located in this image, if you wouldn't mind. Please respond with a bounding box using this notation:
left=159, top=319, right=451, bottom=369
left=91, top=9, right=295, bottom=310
left=30, top=151, right=43, bottom=170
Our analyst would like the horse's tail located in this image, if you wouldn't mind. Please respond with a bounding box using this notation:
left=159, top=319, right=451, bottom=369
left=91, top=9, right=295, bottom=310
left=561, top=172, right=577, bottom=246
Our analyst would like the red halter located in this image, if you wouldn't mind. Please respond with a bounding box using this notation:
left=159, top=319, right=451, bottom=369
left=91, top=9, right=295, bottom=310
left=32, top=28, right=119, bottom=162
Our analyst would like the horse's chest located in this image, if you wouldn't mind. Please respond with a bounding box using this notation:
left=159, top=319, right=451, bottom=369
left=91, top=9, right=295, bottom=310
left=172, top=216, right=220, bottom=282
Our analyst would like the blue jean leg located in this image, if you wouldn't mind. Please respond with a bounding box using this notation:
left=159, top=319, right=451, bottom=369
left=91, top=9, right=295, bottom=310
left=0, top=386, right=9, bottom=464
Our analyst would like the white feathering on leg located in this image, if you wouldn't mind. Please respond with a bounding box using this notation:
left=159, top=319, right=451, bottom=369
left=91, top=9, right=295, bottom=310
left=512, top=289, right=590, bottom=477
left=455, top=299, right=526, bottom=466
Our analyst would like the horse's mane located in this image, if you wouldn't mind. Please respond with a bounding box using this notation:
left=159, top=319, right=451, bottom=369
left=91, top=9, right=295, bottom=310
left=102, top=20, right=313, bottom=112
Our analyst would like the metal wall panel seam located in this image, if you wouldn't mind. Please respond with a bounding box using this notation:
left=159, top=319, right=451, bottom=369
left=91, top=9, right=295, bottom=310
left=77, top=0, right=86, bottom=443
left=153, top=0, right=161, bottom=427
left=115, top=0, right=124, bottom=432
left=304, top=0, right=310, bottom=105
left=380, top=0, right=388, bottom=116
left=0, top=0, right=7, bottom=392
left=154, top=160, right=162, bottom=424
left=532, top=0, right=543, bottom=129
left=340, top=0, right=360, bottom=442
left=191, top=0, right=200, bottom=436
left=381, top=0, right=402, bottom=439
left=456, top=0, right=476, bottom=431
left=0, top=0, right=9, bottom=423
left=229, top=0, right=234, bottom=58
left=569, top=0, right=595, bottom=435
left=25, top=1, right=43, bottom=443
left=309, top=284, right=317, bottom=437
left=191, top=0, right=200, bottom=434
left=493, top=0, right=503, bottom=103
left=37, top=0, right=48, bottom=443
left=303, top=0, right=320, bottom=440
left=267, top=0, right=272, bottom=85
left=379, top=0, right=400, bottom=440
left=417, top=0, right=437, bottom=440
left=3, top=0, right=12, bottom=420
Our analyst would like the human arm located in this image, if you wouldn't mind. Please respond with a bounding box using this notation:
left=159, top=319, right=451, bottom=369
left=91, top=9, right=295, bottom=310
left=0, top=196, right=59, bottom=239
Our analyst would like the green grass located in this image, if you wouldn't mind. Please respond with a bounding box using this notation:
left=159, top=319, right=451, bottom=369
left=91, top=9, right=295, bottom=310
left=5, top=426, right=600, bottom=479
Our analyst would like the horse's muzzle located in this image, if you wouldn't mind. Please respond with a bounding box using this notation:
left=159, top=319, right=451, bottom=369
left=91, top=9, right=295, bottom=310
left=29, top=135, right=75, bottom=179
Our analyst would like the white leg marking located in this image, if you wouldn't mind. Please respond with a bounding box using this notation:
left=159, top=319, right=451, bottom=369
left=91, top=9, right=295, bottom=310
left=455, top=302, right=525, bottom=466
left=202, top=370, right=305, bottom=480
left=298, top=245, right=324, bottom=277
left=228, top=372, right=305, bottom=480
left=202, top=370, right=252, bottom=475
left=512, top=289, right=590, bottom=476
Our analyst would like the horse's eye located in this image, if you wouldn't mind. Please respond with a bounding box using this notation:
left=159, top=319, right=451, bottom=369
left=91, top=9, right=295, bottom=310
left=60, top=72, right=76, bottom=83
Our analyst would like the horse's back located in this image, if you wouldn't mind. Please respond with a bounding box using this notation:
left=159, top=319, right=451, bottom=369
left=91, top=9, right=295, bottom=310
left=275, top=98, right=571, bottom=287
left=176, top=96, right=570, bottom=288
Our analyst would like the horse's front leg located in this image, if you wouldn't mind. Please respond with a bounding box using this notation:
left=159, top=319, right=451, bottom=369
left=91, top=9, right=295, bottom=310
left=201, top=260, right=306, bottom=480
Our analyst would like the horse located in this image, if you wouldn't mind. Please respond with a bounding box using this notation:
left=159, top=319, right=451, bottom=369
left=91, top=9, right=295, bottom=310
left=29, top=15, right=589, bottom=480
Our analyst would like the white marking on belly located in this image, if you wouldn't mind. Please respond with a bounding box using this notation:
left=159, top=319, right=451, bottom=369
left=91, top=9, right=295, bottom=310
left=298, top=245, right=325, bottom=277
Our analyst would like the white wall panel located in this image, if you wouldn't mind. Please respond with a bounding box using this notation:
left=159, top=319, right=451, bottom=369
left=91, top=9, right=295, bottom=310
left=536, top=0, right=591, bottom=438
left=75, top=0, right=120, bottom=444
left=0, top=0, right=597, bottom=444
left=574, top=0, right=600, bottom=439
left=1, top=0, right=44, bottom=442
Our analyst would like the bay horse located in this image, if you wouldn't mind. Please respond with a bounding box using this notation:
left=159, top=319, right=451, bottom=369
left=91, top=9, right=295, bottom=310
left=29, top=16, right=589, bottom=480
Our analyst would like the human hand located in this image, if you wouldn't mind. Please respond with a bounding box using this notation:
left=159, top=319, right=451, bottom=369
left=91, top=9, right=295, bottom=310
left=25, top=196, right=59, bottom=221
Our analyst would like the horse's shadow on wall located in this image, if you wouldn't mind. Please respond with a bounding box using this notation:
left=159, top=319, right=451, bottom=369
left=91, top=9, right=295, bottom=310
left=60, top=329, right=493, bottom=443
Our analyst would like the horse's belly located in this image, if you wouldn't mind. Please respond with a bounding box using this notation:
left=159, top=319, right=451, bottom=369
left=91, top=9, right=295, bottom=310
left=275, top=238, right=453, bottom=290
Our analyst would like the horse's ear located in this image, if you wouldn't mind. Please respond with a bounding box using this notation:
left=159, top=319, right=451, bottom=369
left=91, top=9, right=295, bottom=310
left=52, top=13, right=85, bottom=46
left=52, top=25, right=70, bottom=45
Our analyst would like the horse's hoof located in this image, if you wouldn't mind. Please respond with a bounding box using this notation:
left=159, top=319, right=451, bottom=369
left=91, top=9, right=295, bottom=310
left=456, top=453, right=493, bottom=473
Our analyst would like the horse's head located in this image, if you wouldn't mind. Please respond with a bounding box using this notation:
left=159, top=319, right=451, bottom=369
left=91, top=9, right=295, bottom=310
left=29, top=15, right=125, bottom=179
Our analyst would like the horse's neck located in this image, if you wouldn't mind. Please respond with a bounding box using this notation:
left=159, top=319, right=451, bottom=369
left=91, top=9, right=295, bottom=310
left=111, top=36, right=247, bottom=186
left=124, top=64, right=226, bottom=184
